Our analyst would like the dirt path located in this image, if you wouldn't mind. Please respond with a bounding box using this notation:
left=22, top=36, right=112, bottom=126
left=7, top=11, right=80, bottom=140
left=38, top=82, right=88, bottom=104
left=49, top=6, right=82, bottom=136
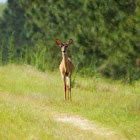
left=0, top=92, right=121, bottom=139
left=54, top=114, right=116, bottom=137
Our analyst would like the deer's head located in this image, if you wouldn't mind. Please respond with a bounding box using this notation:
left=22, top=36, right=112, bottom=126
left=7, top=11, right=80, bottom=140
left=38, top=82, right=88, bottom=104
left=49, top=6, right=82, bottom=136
left=56, top=39, right=73, bottom=55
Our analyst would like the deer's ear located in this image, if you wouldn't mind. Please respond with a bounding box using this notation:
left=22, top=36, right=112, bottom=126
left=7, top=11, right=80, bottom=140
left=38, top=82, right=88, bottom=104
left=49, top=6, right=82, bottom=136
left=56, top=39, right=61, bottom=45
left=68, top=39, right=72, bottom=45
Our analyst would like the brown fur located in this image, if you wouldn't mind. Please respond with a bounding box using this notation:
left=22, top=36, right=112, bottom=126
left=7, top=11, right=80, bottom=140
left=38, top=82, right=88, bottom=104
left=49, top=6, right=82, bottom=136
left=56, top=39, right=74, bottom=100
left=59, top=54, right=74, bottom=77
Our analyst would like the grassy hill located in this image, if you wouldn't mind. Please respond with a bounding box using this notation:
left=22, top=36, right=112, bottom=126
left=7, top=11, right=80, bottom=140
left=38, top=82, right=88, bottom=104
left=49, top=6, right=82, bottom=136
left=0, top=64, right=140, bottom=139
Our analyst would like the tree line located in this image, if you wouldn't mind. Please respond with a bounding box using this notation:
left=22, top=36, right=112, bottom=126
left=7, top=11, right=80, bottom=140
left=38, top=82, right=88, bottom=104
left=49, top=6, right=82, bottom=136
left=0, top=0, right=140, bottom=82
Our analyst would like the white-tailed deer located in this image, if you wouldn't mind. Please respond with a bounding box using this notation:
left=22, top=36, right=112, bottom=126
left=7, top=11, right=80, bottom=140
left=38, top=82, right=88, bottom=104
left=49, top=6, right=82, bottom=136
left=56, top=39, right=74, bottom=100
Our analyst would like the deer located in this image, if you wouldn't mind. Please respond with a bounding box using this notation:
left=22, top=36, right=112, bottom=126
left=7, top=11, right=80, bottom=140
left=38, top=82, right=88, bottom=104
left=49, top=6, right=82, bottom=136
left=56, top=39, right=74, bottom=100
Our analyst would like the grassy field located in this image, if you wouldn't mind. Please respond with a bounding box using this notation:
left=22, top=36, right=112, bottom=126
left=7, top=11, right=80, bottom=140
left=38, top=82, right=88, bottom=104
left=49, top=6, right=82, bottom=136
left=0, top=64, right=140, bottom=139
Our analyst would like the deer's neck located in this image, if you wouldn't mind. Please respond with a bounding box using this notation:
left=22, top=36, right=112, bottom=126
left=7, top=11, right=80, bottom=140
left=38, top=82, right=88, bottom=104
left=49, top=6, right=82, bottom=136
left=62, top=54, right=69, bottom=72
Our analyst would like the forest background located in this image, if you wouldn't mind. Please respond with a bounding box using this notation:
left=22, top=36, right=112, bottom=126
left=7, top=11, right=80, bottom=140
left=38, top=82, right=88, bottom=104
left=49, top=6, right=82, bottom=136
left=0, top=0, right=140, bottom=82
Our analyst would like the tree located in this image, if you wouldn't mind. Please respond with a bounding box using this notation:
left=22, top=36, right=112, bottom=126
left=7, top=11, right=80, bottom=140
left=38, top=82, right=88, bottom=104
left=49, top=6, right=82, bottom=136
left=0, top=0, right=31, bottom=61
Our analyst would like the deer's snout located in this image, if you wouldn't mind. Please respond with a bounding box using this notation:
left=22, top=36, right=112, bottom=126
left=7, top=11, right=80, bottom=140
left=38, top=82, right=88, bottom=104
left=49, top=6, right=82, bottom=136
left=62, top=47, right=66, bottom=53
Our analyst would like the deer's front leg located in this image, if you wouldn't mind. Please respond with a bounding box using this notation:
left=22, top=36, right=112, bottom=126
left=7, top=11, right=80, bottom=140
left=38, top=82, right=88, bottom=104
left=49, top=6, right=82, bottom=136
left=63, top=76, right=67, bottom=100
left=69, top=76, right=71, bottom=101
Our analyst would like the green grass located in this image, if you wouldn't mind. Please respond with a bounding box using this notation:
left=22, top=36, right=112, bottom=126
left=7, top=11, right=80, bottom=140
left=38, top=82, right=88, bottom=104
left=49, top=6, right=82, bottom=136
left=0, top=93, right=102, bottom=140
left=0, top=64, right=140, bottom=139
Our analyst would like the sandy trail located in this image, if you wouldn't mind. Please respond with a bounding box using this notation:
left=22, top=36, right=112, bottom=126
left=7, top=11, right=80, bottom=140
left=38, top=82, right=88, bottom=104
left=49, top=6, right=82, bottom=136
left=54, top=114, right=115, bottom=137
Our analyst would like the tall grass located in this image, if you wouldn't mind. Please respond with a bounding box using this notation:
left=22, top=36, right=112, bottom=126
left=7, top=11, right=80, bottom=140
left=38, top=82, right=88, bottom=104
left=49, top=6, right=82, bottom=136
left=8, top=32, right=16, bottom=63
left=0, top=35, right=48, bottom=71
left=0, top=40, right=4, bottom=65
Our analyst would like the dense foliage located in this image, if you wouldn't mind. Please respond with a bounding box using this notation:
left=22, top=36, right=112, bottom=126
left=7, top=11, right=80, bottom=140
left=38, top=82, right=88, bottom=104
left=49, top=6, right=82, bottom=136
left=0, top=0, right=140, bottom=82
left=0, top=3, right=6, bottom=17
